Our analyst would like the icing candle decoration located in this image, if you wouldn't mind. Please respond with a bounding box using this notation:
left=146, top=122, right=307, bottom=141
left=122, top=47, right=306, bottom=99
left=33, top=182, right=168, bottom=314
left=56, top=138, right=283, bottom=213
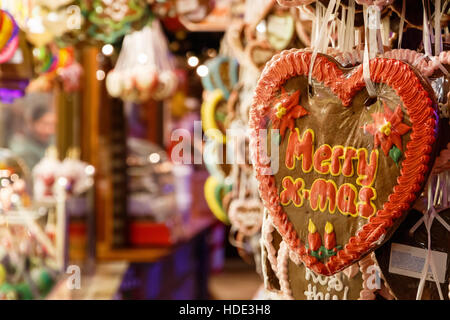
left=250, top=49, right=438, bottom=276
left=324, top=222, right=336, bottom=250
left=307, top=219, right=321, bottom=252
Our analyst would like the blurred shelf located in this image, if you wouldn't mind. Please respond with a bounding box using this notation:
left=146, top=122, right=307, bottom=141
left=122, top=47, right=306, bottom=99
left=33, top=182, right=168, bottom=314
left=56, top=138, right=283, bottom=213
left=96, top=214, right=217, bottom=263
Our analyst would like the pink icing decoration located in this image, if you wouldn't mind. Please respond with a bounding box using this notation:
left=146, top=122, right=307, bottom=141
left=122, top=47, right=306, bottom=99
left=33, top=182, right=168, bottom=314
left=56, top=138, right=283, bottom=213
left=262, top=214, right=279, bottom=274
left=277, top=241, right=294, bottom=299
left=439, top=51, right=450, bottom=66
left=358, top=253, right=378, bottom=300
left=382, top=49, right=436, bottom=77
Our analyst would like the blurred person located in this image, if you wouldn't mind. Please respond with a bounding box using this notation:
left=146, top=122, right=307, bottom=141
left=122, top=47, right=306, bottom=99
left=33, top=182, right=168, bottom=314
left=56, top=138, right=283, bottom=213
left=9, top=104, right=56, bottom=170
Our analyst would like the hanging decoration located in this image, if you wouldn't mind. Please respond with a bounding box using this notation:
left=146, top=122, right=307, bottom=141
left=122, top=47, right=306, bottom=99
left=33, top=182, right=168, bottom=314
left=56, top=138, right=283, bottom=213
left=106, top=20, right=178, bottom=102
left=177, top=0, right=232, bottom=32
left=81, top=0, right=150, bottom=44
left=28, top=45, right=82, bottom=93
left=23, top=2, right=83, bottom=48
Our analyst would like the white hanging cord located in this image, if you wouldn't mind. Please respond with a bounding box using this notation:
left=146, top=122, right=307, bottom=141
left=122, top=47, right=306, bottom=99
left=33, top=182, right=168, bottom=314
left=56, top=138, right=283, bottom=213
left=344, top=0, right=355, bottom=52
left=409, top=180, right=450, bottom=300
left=435, top=0, right=442, bottom=55
left=367, top=5, right=382, bottom=57
left=381, top=14, right=390, bottom=46
left=363, top=5, right=377, bottom=97
left=310, top=2, right=321, bottom=51
left=419, top=0, right=450, bottom=77
left=307, top=0, right=338, bottom=88
left=330, top=17, right=337, bottom=48
left=423, top=0, right=433, bottom=56
left=398, top=0, right=406, bottom=48
left=415, top=208, right=445, bottom=300
left=115, top=35, right=129, bottom=71
left=337, top=6, right=346, bottom=50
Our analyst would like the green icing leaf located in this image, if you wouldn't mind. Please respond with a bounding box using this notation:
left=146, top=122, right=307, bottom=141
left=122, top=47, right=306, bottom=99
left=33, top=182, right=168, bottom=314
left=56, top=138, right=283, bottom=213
left=305, top=245, right=343, bottom=260
left=389, top=145, right=402, bottom=165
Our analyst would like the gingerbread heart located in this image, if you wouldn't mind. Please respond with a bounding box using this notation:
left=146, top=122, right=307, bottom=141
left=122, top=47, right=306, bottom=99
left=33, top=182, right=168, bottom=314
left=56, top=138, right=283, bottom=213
left=225, top=21, right=248, bottom=67
left=204, top=175, right=232, bottom=224
left=246, top=40, right=278, bottom=71
left=201, top=56, right=239, bottom=99
left=201, top=89, right=229, bottom=143
left=229, top=198, right=263, bottom=236
left=266, top=12, right=295, bottom=51
left=250, top=49, right=438, bottom=276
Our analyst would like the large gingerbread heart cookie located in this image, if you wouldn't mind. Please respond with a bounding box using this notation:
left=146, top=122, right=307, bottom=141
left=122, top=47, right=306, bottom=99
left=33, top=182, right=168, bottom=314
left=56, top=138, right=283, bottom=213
left=249, top=49, right=438, bottom=276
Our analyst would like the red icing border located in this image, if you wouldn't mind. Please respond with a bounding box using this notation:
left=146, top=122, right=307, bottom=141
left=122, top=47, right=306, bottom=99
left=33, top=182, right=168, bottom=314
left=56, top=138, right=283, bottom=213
left=249, top=49, right=437, bottom=276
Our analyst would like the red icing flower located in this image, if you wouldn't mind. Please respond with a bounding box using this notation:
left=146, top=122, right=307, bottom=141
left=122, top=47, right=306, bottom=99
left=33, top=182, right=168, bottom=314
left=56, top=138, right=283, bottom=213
left=364, top=102, right=411, bottom=156
left=271, top=88, right=309, bottom=139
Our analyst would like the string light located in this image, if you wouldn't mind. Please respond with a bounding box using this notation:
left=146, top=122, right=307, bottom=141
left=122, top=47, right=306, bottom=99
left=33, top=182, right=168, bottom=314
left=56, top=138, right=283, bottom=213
left=47, top=12, right=59, bottom=22
left=196, top=65, right=209, bottom=77
left=187, top=56, right=199, bottom=67
left=96, top=70, right=105, bottom=81
left=85, top=165, right=95, bottom=176
left=256, top=21, right=266, bottom=33
left=102, top=44, right=114, bottom=56
left=148, top=153, right=161, bottom=163
left=58, top=177, right=68, bottom=187
left=138, top=53, right=148, bottom=64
